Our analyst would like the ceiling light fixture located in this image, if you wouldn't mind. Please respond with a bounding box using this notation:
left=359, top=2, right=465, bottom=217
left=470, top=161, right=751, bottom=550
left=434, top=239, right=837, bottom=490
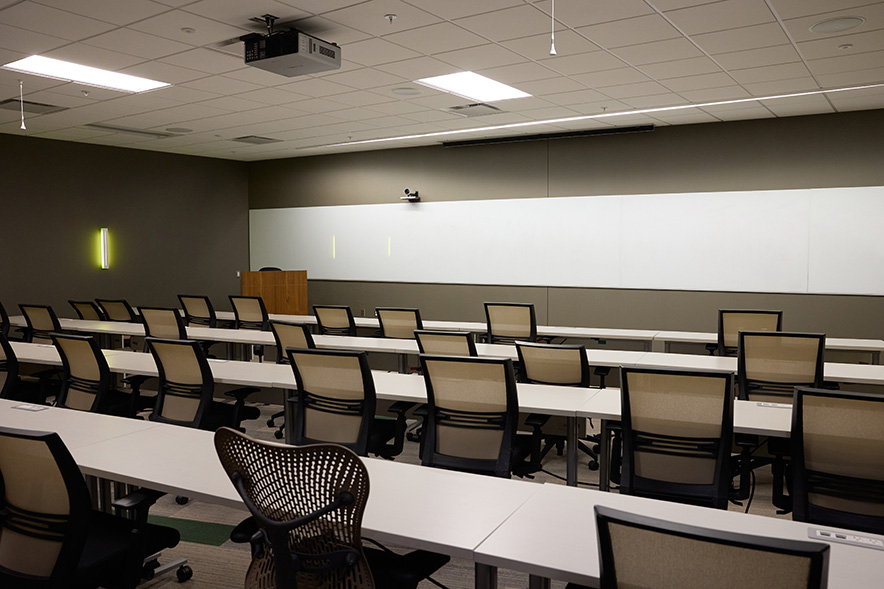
left=549, top=0, right=557, bottom=56
left=415, top=71, right=530, bottom=103
left=810, top=16, right=865, bottom=34
left=312, top=82, right=884, bottom=149
left=1, top=56, right=169, bottom=93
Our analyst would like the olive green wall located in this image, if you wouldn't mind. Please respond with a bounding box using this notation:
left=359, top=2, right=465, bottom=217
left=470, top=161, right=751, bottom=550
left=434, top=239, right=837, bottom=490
left=248, top=109, right=884, bottom=339
left=1, top=134, right=249, bottom=315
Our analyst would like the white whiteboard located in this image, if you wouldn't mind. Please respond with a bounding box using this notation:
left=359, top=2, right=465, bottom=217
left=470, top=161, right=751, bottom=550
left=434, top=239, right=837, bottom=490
left=249, top=186, right=884, bottom=295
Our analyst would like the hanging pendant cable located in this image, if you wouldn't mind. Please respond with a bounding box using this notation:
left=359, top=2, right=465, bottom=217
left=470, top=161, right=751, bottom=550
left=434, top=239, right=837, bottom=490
left=549, top=0, right=557, bottom=55
left=19, top=80, right=26, bottom=130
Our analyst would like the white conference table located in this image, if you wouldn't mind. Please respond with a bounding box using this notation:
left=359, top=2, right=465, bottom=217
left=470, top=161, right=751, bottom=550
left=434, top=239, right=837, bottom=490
left=10, top=342, right=602, bottom=486
left=0, top=399, right=541, bottom=580
left=652, top=329, right=884, bottom=363
left=473, top=482, right=884, bottom=589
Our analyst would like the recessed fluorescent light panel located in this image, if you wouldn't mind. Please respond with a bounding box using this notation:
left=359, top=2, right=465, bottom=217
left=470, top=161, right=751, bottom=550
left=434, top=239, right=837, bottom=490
left=2, top=56, right=169, bottom=93
left=416, top=72, right=530, bottom=102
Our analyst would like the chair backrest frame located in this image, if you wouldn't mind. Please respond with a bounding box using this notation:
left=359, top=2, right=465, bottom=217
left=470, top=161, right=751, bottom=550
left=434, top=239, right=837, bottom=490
left=51, top=333, right=112, bottom=413
left=376, top=307, right=423, bottom=339
left=516, top=341, right=589, bottom=387
left=177, top=294, right=217, bottom=328
left=313, top=305, right=358, bottom=336
left=229, top=296, right=269, bottom=331
left=484, top=302, right=537, bottom=345
left=414, top=330, right=478, bottom=356
left=270, top=321, right=315, bottom=364
left=737, top=331, right=825, bottom=403
left=145, top=337, right=215, bottom=429
left=68, top=300, right=105, bottom=321
left=140, top=306, right=188, bottom=340
left=18, top=304, right=62, bottom=343
left=595, top=505, right=830, bottom=589
left=0, top=332, right=19, bottom=399
left=718, top=309, right=783, bottom=356
left=95, top=299, right=138, bottom=323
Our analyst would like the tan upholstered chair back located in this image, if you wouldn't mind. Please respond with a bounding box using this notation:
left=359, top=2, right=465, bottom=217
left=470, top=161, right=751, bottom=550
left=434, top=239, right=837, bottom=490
left=721, top=311, right=781, bottom=349
left=415, top=331, right=476, bottom=356
left=421, top=356, right=515, bottom=465
left=271, top=322, right=314, bottom=362
left=19, top=305, right=60, bottom=344
left=596, top=507, right=829, bottom=589
left=231, top=297, right=267, bottom=325
left=517, top=342, right=588, bottom=386
left=738, top=332, right=824, bottom=403
left=214, top=428, right=373, bottom=589
left=313, top=305, right=356, bottom=336
left=179, top=296, right=213, bottom=325
left=793, top=388, right=884, bottom=531
left=0, top=429, right=89, bottom=582
left=485, top=303, right=536, bottom=343
left=70, top=301, right=102, bottom=321
left=141, top=307, right=186, bottom=340
left=96, top=300, right=135, bottom=322
left=376, top=308, right=422, bottom=339
left=148, top=339, right=206, bottom=424
left=288, top=350, right=372, bottom=448
left=53, top=335, right=103, bottom=412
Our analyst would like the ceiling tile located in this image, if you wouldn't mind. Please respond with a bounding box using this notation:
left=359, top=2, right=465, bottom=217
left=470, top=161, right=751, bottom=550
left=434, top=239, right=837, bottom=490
left=539, top=51, right=627, bottom=76
left=534, top=0, right=656, bottom=27
left=576, top=14, right=682, bottom=49
left=402, top=0, right=523, bottom=20
left=83, top=28, right=194, bottom=60
left=807, top=49, right=884, bottom=75
left=657, top=71, right=737, bottom=92
left=275, top=77, right=354, bottom=97
left=455, top=4, right=552, bottom=42
left=640, top=56, right=723, bottom=79
left=120, top=60, right=209, bottom=84
left=32, top=0, right=171, bottom=26
left=767, top=0, right=882, bottom=20
left=783, top=2, right=884, bottom=43
left=324, top=1, right=441, bottom=36
left=160, top=48, right=243, bottom=74
left=479, top=61, right=560, bottom=84
left=663, top=0, right=777, bottom=35
left=384, top=22, right=487, bottom=55
left=678, top=85, right=751, bottom=102
left=611, top=37, right=705, bottom=66
left=543, top=88, right=616, bottom=106
left=0, top=1, right=115, bottom=41
left=232, top=87, right=306, bottom=106
left=517, top=76, right=588, bottom=96
left=374, top=56, right=459, bottom=80
left=599, top=80, right=672, bottom=98
left=741, top=76, right=820, bottom=95
left=130, top=10, right=249, bottom=46
left=436, top=43, right=527, bottom=71
left=44, top=42, right=147, bottom=70
left=729, top=62, right=811, bottom=84
left=763, top=93, right=836, bottom=116
left=344, top=37, right=422, bottom=66
left=797, top=28, right=884, bottom=60
left=714, top=44, right=801, bottom=70
left=181, top=0, right=309, bottom=27
left=815, top=66, right=884, bottom=87
left=693, top=22, right=790, bottom=54
left=571, top=67, right=653, bottom=88
left=322, top=66, right=406, bottom=89
left=500, top=29, right=600, bottom=60
left=0, top=21, right=68, bottom=54
left=182, top=74, right=262, bottom=94
left=620, top=92, right=690, bottom=108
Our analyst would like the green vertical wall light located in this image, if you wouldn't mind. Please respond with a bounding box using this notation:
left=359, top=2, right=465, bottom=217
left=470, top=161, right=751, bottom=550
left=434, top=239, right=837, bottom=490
left=99, top=227, right=109, bottom=269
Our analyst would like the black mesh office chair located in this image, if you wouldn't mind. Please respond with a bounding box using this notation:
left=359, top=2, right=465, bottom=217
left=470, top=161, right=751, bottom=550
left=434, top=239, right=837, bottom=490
left=0, top=425, right=185, bottom=588
left=215, top=428, right=449, bottom=589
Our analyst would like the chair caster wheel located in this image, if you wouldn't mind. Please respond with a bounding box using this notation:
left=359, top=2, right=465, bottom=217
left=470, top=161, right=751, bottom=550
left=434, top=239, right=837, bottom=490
left=177, top=564, right=193, bottom=582
left=588, top=460, right=599, bottom=471
left=175, top=495, right=189, bottom=505
left=142, top=559, right=160, bottom=580
left=266, top=418, right=275, bottom=427
left=274, top=430, right=284, bottom=439
left=592, top=444, right=600, bottom=453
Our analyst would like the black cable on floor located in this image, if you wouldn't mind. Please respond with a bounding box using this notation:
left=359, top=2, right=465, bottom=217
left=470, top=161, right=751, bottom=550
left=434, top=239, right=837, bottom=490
left=362, top=538, right=450, bottom=589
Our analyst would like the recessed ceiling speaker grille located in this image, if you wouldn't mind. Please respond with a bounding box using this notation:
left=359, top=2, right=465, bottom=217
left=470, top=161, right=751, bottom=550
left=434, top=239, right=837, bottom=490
left=444, top=103, right=502, bottom=117
left=232, top=135, right=283, bottom=145
left=0, top=98, right=67, bottom=115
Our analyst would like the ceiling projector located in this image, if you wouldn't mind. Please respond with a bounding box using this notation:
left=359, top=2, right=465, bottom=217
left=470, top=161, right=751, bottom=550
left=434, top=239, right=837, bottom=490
left=242, top=27, right=341, bottom=77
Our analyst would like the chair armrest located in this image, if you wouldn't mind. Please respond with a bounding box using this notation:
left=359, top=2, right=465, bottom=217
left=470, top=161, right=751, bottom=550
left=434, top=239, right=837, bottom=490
left=225, top=387, right=261, bottom=402
left=524, top=413, right=550, bottom=429
left=387, top=401, right=416, bottom=416
left=112, top=488, right=166, bottom=512
left=412, top=403, right=428, bottom=417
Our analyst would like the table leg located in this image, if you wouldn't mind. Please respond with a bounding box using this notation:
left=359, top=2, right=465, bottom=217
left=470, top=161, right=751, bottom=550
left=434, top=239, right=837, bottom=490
left=566, top=415, right=578, bottom=487
left=529, top=575, right=551, bottom=589
left=398, top=353, right=407, bottom=374
left=475, top=563, right=497, bottom=589
left=599, top=419, right=610, bottom=492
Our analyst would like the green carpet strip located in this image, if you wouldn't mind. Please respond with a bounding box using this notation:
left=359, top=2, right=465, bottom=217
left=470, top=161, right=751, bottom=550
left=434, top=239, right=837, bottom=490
left=147, top=515, right=236, bottom=546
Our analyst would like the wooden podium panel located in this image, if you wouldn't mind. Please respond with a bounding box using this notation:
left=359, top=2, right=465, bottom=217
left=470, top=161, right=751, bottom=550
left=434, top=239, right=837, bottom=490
left=240, top=270, right=308, bottom=315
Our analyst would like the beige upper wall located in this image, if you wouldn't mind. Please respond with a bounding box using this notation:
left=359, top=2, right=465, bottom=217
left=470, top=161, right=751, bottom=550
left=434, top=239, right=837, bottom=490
left=250, top=109, right=884, bottom=209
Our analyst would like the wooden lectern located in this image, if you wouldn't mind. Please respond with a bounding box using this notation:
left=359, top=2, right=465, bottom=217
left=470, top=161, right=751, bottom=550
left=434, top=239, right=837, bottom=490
left=240, top=270, right=308, bottom=315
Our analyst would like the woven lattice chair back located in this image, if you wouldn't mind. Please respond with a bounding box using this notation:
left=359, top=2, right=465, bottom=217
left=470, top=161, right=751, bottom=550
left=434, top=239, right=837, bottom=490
left=214, top=428, right=374, bottom=589
left=738, top=332, right=824, bottom=404
left=95, top=299, right=137, bottom=322
left=718, top=309, right=782, bottom=356
left=69, top=300, right=104, bottom=321
left=414, top=330, right=477, bottom=356
left=271, top=322, right=315, bottom=363
left=313, top=306, right=357, bottom=336
left=484, top=302, right=536, bottom=344
left=230, top=296, right=269, bottom=330
left=19, top=304, right=61, bottom=344
left=51, top=334, right=107, bottom=412
left=376, top=308, right=422, bottom=339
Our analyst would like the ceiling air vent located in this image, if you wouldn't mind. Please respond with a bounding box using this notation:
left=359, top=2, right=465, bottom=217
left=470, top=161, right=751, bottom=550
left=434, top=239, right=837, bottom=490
left=0, top=98, right=67, bottom=115
left=84, top=123, right=174, bottom=138
left=444, top=103, right=502, bottom=117
left=232, top=135, right=282, bottom=145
